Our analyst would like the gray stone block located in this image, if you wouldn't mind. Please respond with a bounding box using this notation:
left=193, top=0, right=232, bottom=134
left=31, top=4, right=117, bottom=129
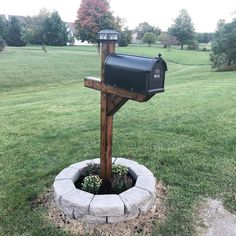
left=90, top=195, right=124, bottom=217
left=140, top=195, right=156, bottom=214
left=55, top=167, right=81, bottom=182
left=91, top=158, right=100, bottom=164
left=69, top=160, right=92, bottom=170
left=53, top=179, right=75, bottom=206
left=135, top=176, right=156, bottom=195
left=92, top=157, right=116, bottom=165
left=119, top=187, right=151, bottom=215
left=61, top=189, right=94, bottom=218
left=114, top=158, right=139, bottom=167
left=128, top=164, right=153, bottom=179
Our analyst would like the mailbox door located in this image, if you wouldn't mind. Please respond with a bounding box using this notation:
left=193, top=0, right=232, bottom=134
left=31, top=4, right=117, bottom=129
left=148, top=61, right=165, bottom=93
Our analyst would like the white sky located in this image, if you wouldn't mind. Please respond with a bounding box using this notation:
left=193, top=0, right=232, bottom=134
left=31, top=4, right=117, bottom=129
left=1, top=0, right=236, bottom=32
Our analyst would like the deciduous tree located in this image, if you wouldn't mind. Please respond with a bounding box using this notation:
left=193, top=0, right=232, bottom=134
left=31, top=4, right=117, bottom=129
left=169, top=9, right=195, bottom=50
left=158, top=32, right=178, bottom=51
left=196, top=33, right=212, bottom=44
left=135, top=22, right=161, bottom=41
left=75, top=0, right=121, bottom=43
left=142, top=32, right=156, bottom=46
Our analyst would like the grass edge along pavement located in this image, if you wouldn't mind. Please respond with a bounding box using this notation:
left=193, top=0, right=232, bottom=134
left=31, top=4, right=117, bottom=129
left=0, top=46, right=235, bottom=236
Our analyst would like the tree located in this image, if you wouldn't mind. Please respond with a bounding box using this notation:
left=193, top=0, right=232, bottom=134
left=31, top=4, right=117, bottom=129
left=135, top=22, right=161, bottom=41
left=142, top=32, right=156, bottom=46
left=169, top=9, right=195, bottom=50
left=196, top=32, right=213, bottom=50
left=158, top=32, right=178, bottom=51
left=210, top=18, right=236, bottom=71
left=0, top=16, right=8, bottom=41
left=6, top=17, right=25, bottom=46
left=0, top=37, right=5, bottom=51
left=75, top=0, right=121, bottom=43
left=21, top=9, right=50, bottom=45
left=42, top=11, right=68, bottom=46
left=118, top=28, right=132, bottom=47
left=187, top=39, right=199, bottom=50
left=196, top=33, right=212, bottom=44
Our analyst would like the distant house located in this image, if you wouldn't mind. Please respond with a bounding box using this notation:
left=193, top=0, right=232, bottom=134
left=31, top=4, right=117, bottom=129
left=0, top=14, right=7, bottom=21
left=0, top=14, right=27, bottom=25
left=65, top=22, right=90, bottom=46
left=65, top=22, right=79, bottom=45
left=131, top=31, right=142, bottom=44
left=7, top=15, right=26, bottom=24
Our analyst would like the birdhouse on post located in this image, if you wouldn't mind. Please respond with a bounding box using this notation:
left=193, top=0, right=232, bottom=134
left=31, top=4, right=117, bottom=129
left=84, top=29, right=167, bottom=185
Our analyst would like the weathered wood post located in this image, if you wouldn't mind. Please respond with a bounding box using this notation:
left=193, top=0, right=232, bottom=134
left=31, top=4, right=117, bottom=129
left=100, top=41, right=115, bottom=183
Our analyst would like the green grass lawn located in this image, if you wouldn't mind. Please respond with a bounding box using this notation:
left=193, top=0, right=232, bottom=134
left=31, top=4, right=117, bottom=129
left=0, top=45, right=235, bottom=236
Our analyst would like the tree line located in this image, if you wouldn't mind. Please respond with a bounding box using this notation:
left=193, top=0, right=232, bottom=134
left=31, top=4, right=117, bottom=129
left=0, top=5, right=212, bottom=49
left=0, top=9, right=69, bottom=47
left=0, top=0, right=235, bottom=71
left=75, top=0, right=236, bottom=71
left=75, top=1, right=213, bottom=49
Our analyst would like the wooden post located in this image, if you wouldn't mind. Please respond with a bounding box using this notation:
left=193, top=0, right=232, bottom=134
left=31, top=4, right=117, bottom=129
left=84, top=37, right=154, bottom=184
left=100, top=42, right=115, bottom=183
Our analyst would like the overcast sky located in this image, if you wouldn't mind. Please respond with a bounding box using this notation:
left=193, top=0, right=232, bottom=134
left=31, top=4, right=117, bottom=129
left=1, top=0, right=236, bottom=32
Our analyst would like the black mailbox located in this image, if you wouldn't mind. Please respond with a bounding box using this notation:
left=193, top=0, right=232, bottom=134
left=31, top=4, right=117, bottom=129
left=104, top=53, right=167, bottom=95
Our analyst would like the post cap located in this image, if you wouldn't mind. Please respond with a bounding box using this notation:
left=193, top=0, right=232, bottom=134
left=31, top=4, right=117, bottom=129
left=98, top=30, right=120, bottom=42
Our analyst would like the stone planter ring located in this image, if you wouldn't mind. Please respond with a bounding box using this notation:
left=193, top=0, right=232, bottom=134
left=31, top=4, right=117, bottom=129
left=53, top=158, right=156, bottom=224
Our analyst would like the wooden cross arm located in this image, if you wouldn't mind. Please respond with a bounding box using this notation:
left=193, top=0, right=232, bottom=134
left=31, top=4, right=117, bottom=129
left=84, top=77, right=101, bottom=91
left=84, top=77, right=154, bottom=102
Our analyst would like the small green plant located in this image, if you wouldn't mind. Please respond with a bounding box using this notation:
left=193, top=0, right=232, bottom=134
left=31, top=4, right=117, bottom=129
left=111, top=175, right=133, bottom=194
left=81, top=163, right=100, bottom=177
left=81, top=175, right=102, bottom=194
left=111, top=164, right=133, bottom=193
left=112, top=164, right=128, bottom=176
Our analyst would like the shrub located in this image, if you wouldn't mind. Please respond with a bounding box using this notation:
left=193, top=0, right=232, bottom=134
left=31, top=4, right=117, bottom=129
left=118, top=29, right=132, bottom=47
left=111, top=175, right=133, bottom=194
left=81, top=175, right=102, bottom=194
left=210, top=53, right=228, bottom=71
left=187, top=40, right=199, bottom=50
left=111, top=164, right=133, bottom=193
left=112, top=164, right=128, bottom=176
left=210, top=53, right=236, bottom=71
left=118, top=37, right=129, bottom=47
left=81, top=163, right=100, bottom=177
left=0, top=38, right=5, bottom=51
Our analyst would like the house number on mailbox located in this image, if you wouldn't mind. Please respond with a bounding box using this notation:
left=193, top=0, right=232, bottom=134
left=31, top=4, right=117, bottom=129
left=154, top=69, right=161, bottom=79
